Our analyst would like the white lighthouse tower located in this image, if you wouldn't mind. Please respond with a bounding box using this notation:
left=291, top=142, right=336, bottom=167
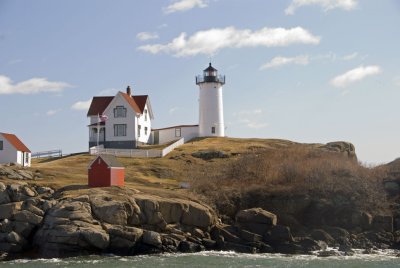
left=196, top=63, right=226, bottom=137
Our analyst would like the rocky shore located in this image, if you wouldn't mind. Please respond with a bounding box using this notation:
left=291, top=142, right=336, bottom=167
left=0, top=177, right=399, bottom=260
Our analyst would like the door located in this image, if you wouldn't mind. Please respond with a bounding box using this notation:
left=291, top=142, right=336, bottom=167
left=154, top=131, right=159, bottom=144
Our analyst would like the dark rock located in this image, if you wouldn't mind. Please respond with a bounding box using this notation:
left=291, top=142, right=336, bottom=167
left=202, top=238, right=217, bottom=249
left=223, top=241, right=257, bottom=253
left=236, top=208, right=277, bottom=226
left=325, top=227, right=350, bottom=241
left=297, top=237, right=327, bottom=252
left=239, top=229, right=262, bottom=242
left=191, top=151, right=228, bottom=160
left=274, top=242, right=304, bottom=254
left=267, top=225, right=293, bottom=244
left=178, top=240, right=203, bottom=253
left=373, top=215, right=393, bottom=232
left=13, top=210, right=43, bottom=225
left=0, top=202, right=22, bottom=220
left=310, top=229, right=335, bottom=246
left=143, top=231, right=162, bottom=248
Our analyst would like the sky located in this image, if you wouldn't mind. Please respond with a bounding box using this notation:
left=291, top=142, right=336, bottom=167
left=1, top=0, right=399, bottom=164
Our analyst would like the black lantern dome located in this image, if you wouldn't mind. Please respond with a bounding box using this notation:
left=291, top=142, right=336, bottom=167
left=196, top=63, right=225, bottom=85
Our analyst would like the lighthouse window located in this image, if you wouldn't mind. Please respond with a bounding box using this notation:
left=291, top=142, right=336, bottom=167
left=175, top=128, right=181, bottom=137
left=114, top=106, right=127, bottom=118
left=145, top=127, right=148, bottom=135
left=0, top=141, right=3, bottom=150
left=144, top=109, right=148, bottom=121
left=211, top=127, right=216, bottom=134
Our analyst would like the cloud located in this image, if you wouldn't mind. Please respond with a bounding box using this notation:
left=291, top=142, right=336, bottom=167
left=0, top=75, right=71, bottom=95
left=330, top=65, right=382, bottom=88
left=46, top=109, right=61, bottom=116
left=169, top=107, right=180, bottom=114
left=260, top=55, right=309, bottom=70
left=234, top=109, right=268, bottom=129
left=285, top=0, right=358, bottom=15
left=164, top=0, right=207, bottom=14
left=138, top=26, right=320, bottom=57
left=71, top=99, right=92, bottom=111
left=136, top=32, right=159, bottom=41
left=342, top=52, right=358, bottom=61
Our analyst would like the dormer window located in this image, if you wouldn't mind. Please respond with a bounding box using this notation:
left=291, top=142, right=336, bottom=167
left=114, top=106, right=127, bottom=118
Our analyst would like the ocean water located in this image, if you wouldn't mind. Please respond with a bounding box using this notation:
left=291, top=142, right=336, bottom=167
left=1, top=250, right=399, bottom=268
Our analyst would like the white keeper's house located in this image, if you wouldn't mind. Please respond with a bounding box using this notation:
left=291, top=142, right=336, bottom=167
left=87, top=63, right=226, bottom=149
left=0, top=132, right=31, bottom=167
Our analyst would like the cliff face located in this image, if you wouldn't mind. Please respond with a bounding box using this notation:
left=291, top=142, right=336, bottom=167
left=0, top=182, right=217, bottom=258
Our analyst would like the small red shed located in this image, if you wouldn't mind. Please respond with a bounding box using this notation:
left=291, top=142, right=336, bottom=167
left=88, top=155, right=125, bottom=187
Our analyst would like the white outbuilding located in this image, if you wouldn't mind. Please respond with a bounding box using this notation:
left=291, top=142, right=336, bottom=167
left=0, top=132, right=31, bottom=167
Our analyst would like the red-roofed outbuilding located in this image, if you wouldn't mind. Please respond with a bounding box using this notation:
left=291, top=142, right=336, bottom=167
left=0, top=132, right=31, bottom=167
left=88, top=154, right=125, bottom=187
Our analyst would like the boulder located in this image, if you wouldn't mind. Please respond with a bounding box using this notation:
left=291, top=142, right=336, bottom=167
left=322, top=141, right=357, bottom=160
left=236, top=208, right=277, bottom=226
left=13, top=210, right=43, bottom=225
left=90, top=196, right=128, bottom=225
left=191, top=151, right=229, bottom=160
left=142, top=231, right=162, bottom=248
left=296, top=237, right=327, bottom=252
left=178, top=240, right=203, bottom=253
left=266, top=225, right=293, bottom=244
left=181, top=202, right=216, bottom=229
left=0, top=186, right=10, bottom=205
left=235, top=208, right=277, bottom=236
left=310, top=229, right=335, bottom=246
left=0, top=202, right=22, bottom=220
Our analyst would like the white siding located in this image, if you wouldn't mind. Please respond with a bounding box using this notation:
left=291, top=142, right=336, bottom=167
left=154, top=126, right=199, bottom=145
left=0, top=134, right=30, bottom=166
left=103, top=93, right=137, bottom=143
left=0, top=134, right=18, bottom=164
left=198, top=82, right=224, bottom=137
left=136, top=103, right=152, bottom=144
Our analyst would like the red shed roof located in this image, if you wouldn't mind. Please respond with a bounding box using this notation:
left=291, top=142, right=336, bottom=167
left=89, top=154, right=124, bottom=168
left=0, top=133, right=31, bottom=153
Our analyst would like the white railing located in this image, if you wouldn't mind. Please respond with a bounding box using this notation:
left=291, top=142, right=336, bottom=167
left=89, top=138, right=184, bottom=158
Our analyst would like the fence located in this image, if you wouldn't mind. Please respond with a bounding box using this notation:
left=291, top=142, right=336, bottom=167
left=89, top=138, right=184, bottom=158
left=31, top=149, right=62, bottom=158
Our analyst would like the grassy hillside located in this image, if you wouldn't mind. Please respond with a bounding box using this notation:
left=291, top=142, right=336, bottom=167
left=23, top=137, right=390, bottom=228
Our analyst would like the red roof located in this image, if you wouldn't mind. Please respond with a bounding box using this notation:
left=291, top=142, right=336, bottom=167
left=120, top=92, right=141, bottom=113
left=87, top=93, right=149, bottom=116
left=132, top=95, right=148, bottom=113
left=87, top=97, right=113, bottom=116
left=0, top=133, right=31, bottom=153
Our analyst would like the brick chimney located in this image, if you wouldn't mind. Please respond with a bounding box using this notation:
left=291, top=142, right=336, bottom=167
left=126, top=85, right=132, bottom=97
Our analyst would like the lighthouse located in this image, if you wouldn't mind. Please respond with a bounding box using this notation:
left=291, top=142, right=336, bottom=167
left=196, top=63, right=226, bottom=137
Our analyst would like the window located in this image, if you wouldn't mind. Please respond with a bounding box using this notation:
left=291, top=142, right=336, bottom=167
left=0, top=140, right=3, bottom=150
left=114, top=106, right=127, bottom=118
left=175, top=128, right=181, bottom=137
left=114, top=124, right=127, bottom=136
left=211, top=127, right=216, bottom=134
left=145, top=127, right=148, bottom=135
left=138, top=125, right=141, bottom=137
left=25, top=153, right=29, bottom=164
left=144, top=109, right=148, bottom=121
